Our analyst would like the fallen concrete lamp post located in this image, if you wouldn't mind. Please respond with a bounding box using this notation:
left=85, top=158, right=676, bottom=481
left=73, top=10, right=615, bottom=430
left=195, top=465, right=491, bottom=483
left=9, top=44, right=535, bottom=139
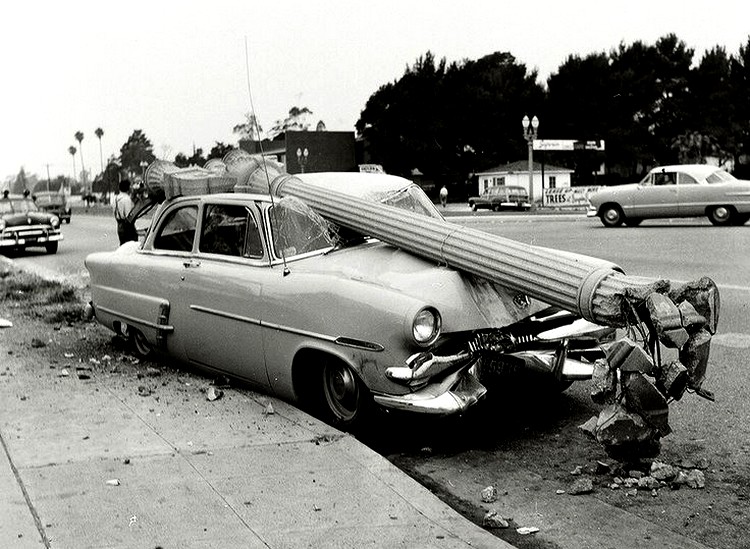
left=220, top=155, right=719, bottom=458
left=153, top=154, right=720, bottom=458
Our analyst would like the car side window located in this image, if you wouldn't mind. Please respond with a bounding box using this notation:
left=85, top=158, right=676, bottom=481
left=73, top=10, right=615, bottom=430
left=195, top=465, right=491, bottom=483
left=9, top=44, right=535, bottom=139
left=654, top=172, right=676, bottom=186
left=678, top=173, right=699, bottom=185
left=199, top=204, right=263, bottom=259
left=153, top=205, right=198, bottom=252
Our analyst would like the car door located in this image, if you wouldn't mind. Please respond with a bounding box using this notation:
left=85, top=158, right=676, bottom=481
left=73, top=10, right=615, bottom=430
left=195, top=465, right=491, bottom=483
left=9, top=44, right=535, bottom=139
left=179, top=202, right=271, bottom=391
left=630, top=170, right=680, bottom=217
left=674, top=172, right=705, bottom=216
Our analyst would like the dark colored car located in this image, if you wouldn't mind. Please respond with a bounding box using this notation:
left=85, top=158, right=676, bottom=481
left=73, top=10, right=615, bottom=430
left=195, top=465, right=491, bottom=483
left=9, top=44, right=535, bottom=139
left=33, top=191, right=71, bottom=224
left=468, top=185, right=531, bottom=212
left=0, top=194, right=63, bottom=254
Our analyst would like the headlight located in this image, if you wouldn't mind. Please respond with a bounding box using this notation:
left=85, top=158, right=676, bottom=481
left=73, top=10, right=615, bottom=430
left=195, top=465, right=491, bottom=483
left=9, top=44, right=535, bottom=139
left=50, top=216, right=60, bottom=227
left=411, top=307, right=441, bottom=347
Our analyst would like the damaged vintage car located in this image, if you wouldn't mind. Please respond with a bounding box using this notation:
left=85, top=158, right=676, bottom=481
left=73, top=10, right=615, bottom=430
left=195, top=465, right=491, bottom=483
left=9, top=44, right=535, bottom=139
left=84, top=168, right=614, bottom=428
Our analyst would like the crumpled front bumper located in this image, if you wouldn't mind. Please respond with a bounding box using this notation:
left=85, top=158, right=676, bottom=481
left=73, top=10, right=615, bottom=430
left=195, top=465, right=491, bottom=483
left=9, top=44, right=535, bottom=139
left=373, top=367, right=487, bottom=415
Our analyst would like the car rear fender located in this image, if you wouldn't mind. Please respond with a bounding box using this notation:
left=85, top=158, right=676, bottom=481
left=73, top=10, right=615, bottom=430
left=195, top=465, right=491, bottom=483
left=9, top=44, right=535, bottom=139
left=90, top=285, right=173, bottom=350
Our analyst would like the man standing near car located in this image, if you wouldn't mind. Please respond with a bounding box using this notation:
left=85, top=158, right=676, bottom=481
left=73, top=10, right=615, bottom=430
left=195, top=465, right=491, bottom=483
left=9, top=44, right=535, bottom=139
left=113, top=179, right=138, bottom=245
left=439, top=185, right=448, bottom=208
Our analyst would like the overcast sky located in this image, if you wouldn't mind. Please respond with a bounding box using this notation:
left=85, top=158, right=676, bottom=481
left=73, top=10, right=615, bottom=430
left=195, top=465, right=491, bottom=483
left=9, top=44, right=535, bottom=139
left=2, top=0, right=747, bottom=182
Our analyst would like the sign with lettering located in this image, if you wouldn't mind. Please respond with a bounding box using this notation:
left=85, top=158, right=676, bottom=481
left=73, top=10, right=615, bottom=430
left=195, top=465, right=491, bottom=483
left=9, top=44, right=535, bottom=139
left=543, top=186, right=602, bottom=207
left=358, top=164, right=385, bottom=173
left=533, top=140, right=605, bottom=151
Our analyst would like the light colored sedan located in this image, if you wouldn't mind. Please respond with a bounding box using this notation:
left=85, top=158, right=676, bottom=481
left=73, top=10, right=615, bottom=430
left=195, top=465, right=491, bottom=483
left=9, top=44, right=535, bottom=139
left=85, top=176, right=611, bottom=429
left=587, top=164, right=750, bottom=227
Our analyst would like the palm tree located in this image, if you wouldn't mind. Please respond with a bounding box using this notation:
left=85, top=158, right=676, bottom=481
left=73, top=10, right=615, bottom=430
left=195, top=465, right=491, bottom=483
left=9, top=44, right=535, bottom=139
left=95, top=127, right=104, bottom=175
left=74, top=131, right=86, bottom=189
left=68, top=145, right=77, bottom=182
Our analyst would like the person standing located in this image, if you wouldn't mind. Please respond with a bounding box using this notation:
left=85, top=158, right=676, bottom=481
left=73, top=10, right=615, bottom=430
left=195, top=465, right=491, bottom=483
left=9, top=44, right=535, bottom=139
left=439, top=185, right=448, bottom=208
left=113, top=179, right=138, bottom=245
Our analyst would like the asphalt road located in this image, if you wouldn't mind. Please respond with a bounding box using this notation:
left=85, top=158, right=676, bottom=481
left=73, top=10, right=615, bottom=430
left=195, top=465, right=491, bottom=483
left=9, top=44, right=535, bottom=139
left=7, top=208, right=750, bottom=548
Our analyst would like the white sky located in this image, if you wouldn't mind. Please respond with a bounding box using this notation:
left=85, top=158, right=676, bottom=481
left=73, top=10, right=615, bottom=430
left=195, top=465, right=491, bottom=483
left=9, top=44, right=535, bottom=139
left=2, top=0, right=747, bottom=181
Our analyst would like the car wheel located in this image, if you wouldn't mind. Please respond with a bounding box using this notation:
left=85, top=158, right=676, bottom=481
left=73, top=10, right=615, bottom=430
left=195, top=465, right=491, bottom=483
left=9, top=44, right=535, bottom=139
left=600, top=204, right=624, bottom=227
left=624, top=218, right=643, bottom=227
left=470, top=203, right=477, bottom=211
left=45, top=242, right=58, bottom=254
left=492, top=205, right=500, bottom=212
left=322, top=360, right=367, bottom=427
left=707, top=205, right=735, bottom=226
left=130, top=329, right=154, bottom=359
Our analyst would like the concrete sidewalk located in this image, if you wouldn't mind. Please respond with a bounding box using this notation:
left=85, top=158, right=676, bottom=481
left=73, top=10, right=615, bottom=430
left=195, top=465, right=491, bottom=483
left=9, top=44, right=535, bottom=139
left=0, top=318, right=509, bottom=548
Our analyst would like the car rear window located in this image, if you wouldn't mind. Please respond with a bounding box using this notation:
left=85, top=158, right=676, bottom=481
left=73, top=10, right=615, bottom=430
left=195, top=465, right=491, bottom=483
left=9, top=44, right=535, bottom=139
left=153, top=205, right=198, bottom=252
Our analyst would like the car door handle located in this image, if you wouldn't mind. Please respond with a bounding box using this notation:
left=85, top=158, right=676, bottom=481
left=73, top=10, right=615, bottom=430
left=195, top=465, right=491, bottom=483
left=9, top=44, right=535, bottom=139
left=183, top=259, right=201, bottom=269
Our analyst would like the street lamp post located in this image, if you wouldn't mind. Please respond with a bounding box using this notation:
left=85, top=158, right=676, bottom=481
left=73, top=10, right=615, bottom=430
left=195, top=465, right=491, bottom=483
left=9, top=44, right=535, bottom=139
left=522, top=115, right=539, bottom=206
left=296, top=147, right=309, bottom=173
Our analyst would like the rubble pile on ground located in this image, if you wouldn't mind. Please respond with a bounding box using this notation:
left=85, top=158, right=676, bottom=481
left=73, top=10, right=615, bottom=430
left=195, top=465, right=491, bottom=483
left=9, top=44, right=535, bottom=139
left=565, top=458, right=709, bottom=498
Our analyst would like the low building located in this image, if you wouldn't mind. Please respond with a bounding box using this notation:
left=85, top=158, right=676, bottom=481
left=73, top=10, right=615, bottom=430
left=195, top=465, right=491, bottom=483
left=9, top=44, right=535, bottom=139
left=239, top=131, right=356, bottom=174
left=476, top=161, right=573, bottom=205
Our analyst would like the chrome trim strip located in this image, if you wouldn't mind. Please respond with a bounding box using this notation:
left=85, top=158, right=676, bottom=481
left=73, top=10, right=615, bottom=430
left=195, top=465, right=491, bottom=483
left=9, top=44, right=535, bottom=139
left=95, top=305, right=174, bottom=332
left=189, top=304, right=384, bottom=352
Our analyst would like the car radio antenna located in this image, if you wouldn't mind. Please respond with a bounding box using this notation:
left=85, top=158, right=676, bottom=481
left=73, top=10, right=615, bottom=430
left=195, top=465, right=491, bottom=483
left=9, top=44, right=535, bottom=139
left=244, top=36, right=290, bottom=276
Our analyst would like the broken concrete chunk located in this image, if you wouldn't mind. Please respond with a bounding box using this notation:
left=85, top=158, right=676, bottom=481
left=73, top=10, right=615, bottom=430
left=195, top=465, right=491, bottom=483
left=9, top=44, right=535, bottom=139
left=596, top=403, right=657, bottom=446
left=568, top=477, right=594, bottom=495
left=669, top=277, right=720, bottom=335
left=31, top=338, right=46, bottom=348
left=679, top=329, right=712, bottom=393
left=622, top=372, right=671, bottom=436
left=604, top=339, right=654, bottom=375
left=578, top=416, right=599, bottom=438
left=677, top=301, right=706, bottom=332
left=481, top=485, right=498, bottom=503
left=684, top=469, right=706, bottom=489
left=655, top=361, right=689, bottom=401
left=517, top=526, right=540, bottom=535
left=650, top=461, right=678, bottom=482
left=637, top=476, right=660, bottom=490
left=591, top=358, right=617, bottom=404
left=482, top=510, right=509, bottom=529
left=206, top=387, right=223, bottom=401
left=105, top=479, right=121, bottom=486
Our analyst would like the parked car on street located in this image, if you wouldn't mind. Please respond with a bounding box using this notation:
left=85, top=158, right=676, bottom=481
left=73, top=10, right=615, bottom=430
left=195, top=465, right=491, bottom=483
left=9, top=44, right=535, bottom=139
left=0, top=193, right=63, bottom=254
left=85, top=174, right=611, bottom=429
left=587, top=164, right=750, bottom=227
left=468, top=185, right=531, bottom=212
left=33, top=191, right=71, bottom=223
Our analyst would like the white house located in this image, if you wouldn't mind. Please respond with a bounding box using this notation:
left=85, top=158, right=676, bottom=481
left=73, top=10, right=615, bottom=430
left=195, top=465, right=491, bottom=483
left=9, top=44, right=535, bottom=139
left=476, top=161, right=573, bottom=204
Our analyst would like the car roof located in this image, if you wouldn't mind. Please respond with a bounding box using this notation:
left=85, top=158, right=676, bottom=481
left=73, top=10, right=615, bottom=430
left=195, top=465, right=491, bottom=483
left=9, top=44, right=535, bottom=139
left=295, top=172, right=417, bottom=198
left=648, top=165, right=727, bottom=179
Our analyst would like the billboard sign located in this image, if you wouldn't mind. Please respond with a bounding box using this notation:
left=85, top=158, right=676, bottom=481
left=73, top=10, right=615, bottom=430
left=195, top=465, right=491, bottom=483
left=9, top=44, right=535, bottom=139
left=533, top=139, right=605, bottom=151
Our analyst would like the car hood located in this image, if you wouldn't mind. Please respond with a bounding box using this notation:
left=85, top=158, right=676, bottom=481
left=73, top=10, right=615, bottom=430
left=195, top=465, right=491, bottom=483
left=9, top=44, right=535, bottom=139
left=295, top=240, right=548, bottom=329
left=1, top=212, right=55, bottom=227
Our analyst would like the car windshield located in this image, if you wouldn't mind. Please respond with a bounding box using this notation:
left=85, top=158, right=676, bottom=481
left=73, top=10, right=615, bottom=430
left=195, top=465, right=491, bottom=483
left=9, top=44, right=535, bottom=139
left=378, top=185, right=442, bottom=218
left=0, top=198, right=38, bottom=214
left=269, top=196, right=335, bottom=258
left=706, top=169, right=736, bottom=184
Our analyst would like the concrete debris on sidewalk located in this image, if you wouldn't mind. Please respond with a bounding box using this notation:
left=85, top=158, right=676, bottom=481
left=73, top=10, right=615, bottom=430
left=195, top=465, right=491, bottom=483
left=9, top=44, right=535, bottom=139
left=568, top=477, right=594, bottom=495
left=480, top=485, right=498, bottom=503
left=206, top=386, right=223, bottom=401
left=517, top=526, right=540, bottom=535
left=0, top=317, right=12, bottom=328
left=482, top=510, right=509, bottom=529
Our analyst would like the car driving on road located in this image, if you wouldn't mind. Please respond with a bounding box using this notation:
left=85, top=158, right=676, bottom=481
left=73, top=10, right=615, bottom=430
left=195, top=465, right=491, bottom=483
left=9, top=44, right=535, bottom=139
left=0, top=193, right=63, bottom=254
left=587, top=164, right=750, bottom=227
